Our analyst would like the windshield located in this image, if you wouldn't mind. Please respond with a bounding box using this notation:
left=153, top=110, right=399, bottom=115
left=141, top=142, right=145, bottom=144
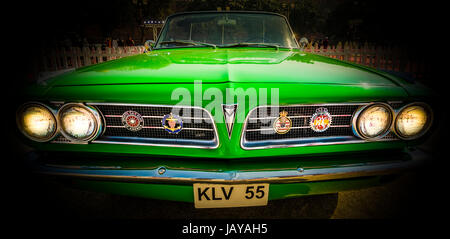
left=155, top=12, right=298, bottom=49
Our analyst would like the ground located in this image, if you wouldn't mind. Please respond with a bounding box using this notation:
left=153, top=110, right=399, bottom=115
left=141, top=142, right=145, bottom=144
left=9, top=169, right=441, bottom=220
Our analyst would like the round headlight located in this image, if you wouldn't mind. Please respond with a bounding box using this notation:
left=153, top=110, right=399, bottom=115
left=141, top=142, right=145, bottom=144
left=394, top=103, right=432, bottom=140
left=353, top=103, right=393, bottom=139
left=58, top=103, right=102, bottom=142
left=16, top=102, right=57, bottom=142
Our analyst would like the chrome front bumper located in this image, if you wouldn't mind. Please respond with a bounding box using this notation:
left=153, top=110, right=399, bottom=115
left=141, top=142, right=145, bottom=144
left=31, top=148, right=429, bottom=184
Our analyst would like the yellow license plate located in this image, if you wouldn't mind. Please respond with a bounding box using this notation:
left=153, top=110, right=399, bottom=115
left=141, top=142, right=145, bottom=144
left=193, top=183, right=269, bottom=208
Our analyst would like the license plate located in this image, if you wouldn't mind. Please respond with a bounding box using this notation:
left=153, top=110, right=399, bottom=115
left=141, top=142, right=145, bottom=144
left=193, top=183, right=269, bottom=208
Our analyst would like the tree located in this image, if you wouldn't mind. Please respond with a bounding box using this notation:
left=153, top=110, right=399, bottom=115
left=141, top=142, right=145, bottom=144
left=288, top=0, right=327, bottom=37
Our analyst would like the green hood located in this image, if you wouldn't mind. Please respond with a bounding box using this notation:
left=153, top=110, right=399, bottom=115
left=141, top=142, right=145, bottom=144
left=46, top=48, right=399, bottom=87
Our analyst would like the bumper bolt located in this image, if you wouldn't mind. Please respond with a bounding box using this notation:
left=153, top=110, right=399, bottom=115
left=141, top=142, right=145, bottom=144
left=297, top=167, right=304, bottom=173
left=158, top=167, right=166, bottom=175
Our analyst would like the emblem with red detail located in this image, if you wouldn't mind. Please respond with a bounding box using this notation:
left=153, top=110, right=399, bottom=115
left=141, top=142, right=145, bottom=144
left=310, top=107, right=332, bottom=132
left=121, top=110, right=144, bottom=132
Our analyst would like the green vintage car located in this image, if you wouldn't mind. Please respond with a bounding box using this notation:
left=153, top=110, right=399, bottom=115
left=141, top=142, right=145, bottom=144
left=16, top=11, right=435, bottom=209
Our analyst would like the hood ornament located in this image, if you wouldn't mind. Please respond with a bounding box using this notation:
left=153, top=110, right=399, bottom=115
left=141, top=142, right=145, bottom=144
left=222, top=104, right=238, bottom=139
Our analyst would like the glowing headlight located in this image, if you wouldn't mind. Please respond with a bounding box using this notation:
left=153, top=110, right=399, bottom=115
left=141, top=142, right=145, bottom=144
left=58, top=103, right=102, bottom=142
left=16, top=103, right=57, bottom=142
left=353, top=103, right=393, bottom=139
left=394, top=103, right=432, bottom=140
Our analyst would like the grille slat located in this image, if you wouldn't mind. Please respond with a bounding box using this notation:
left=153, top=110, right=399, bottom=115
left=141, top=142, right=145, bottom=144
left=104, top=117, right=213, bottom=129
left=242, top=103, right=399, bottom=149
left=246, top=115, right=352, bottom=129
left=92, top=104, right=218, bottom=147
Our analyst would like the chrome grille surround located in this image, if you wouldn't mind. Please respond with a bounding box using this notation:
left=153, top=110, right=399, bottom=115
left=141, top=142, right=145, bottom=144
left=241, top=103, right=399, bottom=150
left=52, top=102, right=219, bottom=149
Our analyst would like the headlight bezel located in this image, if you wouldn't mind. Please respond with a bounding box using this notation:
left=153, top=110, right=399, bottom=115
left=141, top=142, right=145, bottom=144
left=352, top=102, right=394, bottom=140
left=393, top=102, right=433, bottom=140
left=16, top=102, right=59, bottom=142
left=57, top=103, right=103, bottom=143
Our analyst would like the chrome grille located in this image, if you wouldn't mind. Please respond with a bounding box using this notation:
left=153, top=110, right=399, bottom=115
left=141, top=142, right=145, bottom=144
left=53, top=103, right=218, bottom=148
left=241, top=103, right=399, bottom=149
left=51, top=135, right=76, bottom=144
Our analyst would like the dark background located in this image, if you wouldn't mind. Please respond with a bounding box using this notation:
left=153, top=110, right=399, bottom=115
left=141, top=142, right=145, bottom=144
left=5, top=0, right=444, bottom=93
left=8, top=0, right=440, bottom=46
left=4, top=0, right=447, bottom=232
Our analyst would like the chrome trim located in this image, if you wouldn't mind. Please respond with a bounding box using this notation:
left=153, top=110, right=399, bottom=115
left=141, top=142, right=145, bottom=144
left=103, top=115, right=211, bottom=121
left=87, top=102, right=220, bottom=149
left=240, top=136, right=398, bottom=150
left=57, top=103, right=104, bottom=143
left=351, top=102, right=394, bottom=140
left=246, top=125, right=351, bottom=132
left=249, top=114, right=352, bottom=120
left=105, top=125, right=214, bottom=131
left=393, top=102, right=433, bottom=140
left=33, top=148, right=428, bottom=184
left=87, top=102, right=207, bottom=108
left=16, top=102, right=59, bottom=142
left=93, top=137, right=218, bottom=149
left=241, top=102, right=370, bottom=150
left=222, top=104, right=238, bottom=139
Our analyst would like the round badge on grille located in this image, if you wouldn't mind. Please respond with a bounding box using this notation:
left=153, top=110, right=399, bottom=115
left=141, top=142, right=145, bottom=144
left=162, top=113, right=183, bottom=134
left=310, top=107, right=332, bottom=132
left=273, top=110, right=292, bottom=134
left=121, top=110, right=144, bottom=132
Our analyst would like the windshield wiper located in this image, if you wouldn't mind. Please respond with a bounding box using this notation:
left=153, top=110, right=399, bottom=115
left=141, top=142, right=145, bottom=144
left=219, top=42, right=280, bottom=50
left=158, top=40, right=217, bottom=49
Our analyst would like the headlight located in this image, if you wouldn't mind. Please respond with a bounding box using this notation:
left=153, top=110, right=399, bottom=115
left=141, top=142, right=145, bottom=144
left=353, top=103, right=393, bottom=139
left=16, top=102, right=57, bottom=142
left=58, top=103, right=103, bottom=142
left=394, top=102, right=432, bottom=140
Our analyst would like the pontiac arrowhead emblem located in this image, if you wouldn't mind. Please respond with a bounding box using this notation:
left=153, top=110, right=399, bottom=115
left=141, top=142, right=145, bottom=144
left=222, top=104, right=238, bottom=139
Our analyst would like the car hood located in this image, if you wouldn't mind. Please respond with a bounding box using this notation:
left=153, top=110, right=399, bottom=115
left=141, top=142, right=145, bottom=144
left=46, top=48, right=399, bottom=87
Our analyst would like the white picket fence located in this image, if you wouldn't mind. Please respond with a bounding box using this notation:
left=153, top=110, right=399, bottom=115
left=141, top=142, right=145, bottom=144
left=40, top=46, right=145, bottom=72
left=304, top=41, right=429, bottom=79
left=38, top=42, right=428, bottom=80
